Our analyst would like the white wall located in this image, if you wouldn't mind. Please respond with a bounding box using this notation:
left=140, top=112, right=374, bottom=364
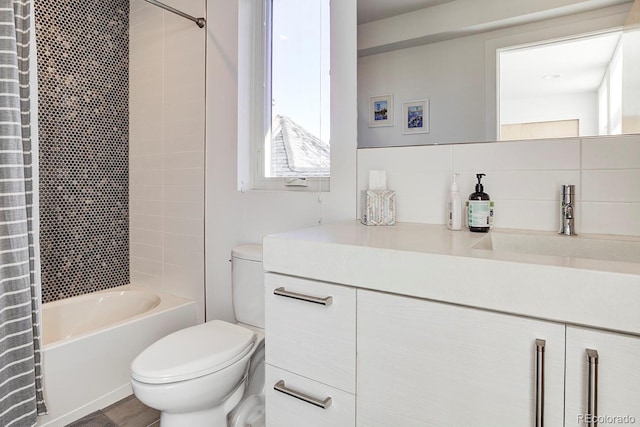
left=622, top=27, right=640, bottom=133
left=501, top=92, right=598, bottom=136
left=358, top=134, right=640, bottom=236
left=358, top=4, right=631, bottom=147
left=129, top=0, right=206, bottom=322
left=204, top=0, right=357, bottom=321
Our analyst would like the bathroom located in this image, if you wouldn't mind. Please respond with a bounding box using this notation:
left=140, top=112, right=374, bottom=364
left=0, top=0, right=639, bottom=425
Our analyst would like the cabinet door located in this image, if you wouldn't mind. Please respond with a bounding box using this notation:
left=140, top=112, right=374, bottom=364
left=357, top=290, right=565, bottom=427
left=266, top=364, right=356, bottom=427
left=265, top=273, right=356, bottom=393
left=565, top=326, right=640, bottom=426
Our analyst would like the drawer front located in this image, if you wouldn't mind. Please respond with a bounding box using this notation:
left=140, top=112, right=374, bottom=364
left=265, top=273, right=356, bottom=393
left=266, top=364, right=355, bottom=427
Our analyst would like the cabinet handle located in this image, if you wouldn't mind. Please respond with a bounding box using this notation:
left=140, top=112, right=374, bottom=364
left=586, top=349, right=599, bottom=427
left=535, top=339, right=545, bottom=427
left=273, top=287, right=333, bottom=306
left=273, top=380, right=333, bottom=409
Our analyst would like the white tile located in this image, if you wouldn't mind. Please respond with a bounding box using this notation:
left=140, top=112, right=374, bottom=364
left=162, top=152, right=204, bottom=169
left=130, top=118, right=163, bottom=143
left=357, top=146, right=452, bottom=222
left=129, top=2, right=163, bottom=31
left=130, top=256, right=163, bottom=277
left=164, top=217, right=203, bottom=237
left=130, top=270, right=163, bottom=289
left=163, top=79, right=204, bottom=106
left=164, top=246, right=205, bottom=268
left=160, top=0, right=204, bottom=21
left=129, top=135, right=163, bottom=158
left=490, top=200, right=559, bottom=231
left=366, top=170, right=449, bottom=224
left=129, top=91, right=162, bottom=114
left=456, top=170, right=580, bottom=202
left=582, top=134, right=640, bottom=170
left=581, top=202, right=640, bottom=236
left=163, top=262, right=205, bottom=300
left=165, top=57, right=205, bottom=86
left=358, top=145, right=452, bottom=184
left=131, top=242, right=163, bottom=263
left=163, top=232, right=204, bottom=253
left=162, top=168, right=204, bottom=186
left=162, top=265, right=205, bottom=322
left=164, top=200, right=204, bottom=220
left=164, top=184, right=204, bottom=203
left=164, top=98, right=206, bottom=124
left=130, top=169, right=163, bottom=186
left=130, top=214, right=163, bottom=231
left=129, top=72, right=162, bottom=97
left=130, top=228, right=163, bottom=247
left=453, top=138, right=580, bottom=171
left=130, top=199, right=162, bottom=216
left=164, top=132, right=205, bottom=154
left=130, top=46, right=164, bottom=73
left=582, top=170, right=640, bottom=203
left=130, top=154, right=163, bottom=171
left=394, top=194, right=447, bottom=224
left=130, top=185, right=163, bottom=202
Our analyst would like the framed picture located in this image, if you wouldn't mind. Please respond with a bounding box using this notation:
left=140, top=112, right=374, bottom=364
left=369, top=94, right=393, bottom=127
left=402, top=99, right=429, bottom=134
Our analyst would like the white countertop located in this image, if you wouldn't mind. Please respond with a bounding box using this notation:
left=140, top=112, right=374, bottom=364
left=263, top=221, right=640, bottom=335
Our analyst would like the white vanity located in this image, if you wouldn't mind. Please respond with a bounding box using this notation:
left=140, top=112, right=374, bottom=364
left=263, top=221, right=640, bottom=426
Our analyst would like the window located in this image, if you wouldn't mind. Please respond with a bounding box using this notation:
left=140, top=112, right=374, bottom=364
left=238, top=0, right=330, bottom=191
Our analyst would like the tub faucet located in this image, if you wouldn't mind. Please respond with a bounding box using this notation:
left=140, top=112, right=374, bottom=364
left=559, top=185, right=577, bottom=236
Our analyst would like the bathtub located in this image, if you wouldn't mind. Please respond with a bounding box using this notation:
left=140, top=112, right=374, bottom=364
left=36, top=285, right=197, bottom=427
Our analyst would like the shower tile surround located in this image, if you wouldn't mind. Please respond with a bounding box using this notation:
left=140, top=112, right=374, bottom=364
left=128, top=0, right=207, bottom=322
left=35, top=0, right=129, bottom=302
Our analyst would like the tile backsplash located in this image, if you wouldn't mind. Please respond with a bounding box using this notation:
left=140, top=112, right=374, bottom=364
left=357, top=134, right=640, bottom=236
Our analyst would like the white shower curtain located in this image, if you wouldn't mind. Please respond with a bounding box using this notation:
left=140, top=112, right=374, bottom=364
left=0, top=0, right=47, bottom=425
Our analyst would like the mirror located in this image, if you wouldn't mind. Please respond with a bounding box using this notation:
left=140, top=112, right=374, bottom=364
left=357, top=0, right=640, bottom=148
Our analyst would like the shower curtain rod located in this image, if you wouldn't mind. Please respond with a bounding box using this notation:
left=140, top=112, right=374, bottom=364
left=142, top=0, right=206, bottom=28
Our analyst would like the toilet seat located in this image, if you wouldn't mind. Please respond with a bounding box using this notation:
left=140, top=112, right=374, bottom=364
left=131, top=320, right=256, bottom=384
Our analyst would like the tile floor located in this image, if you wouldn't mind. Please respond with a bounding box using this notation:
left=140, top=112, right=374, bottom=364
left=66, top=395, right=159, bottom=427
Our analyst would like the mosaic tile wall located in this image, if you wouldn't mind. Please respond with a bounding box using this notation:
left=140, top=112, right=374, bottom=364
left=35, top=0, right=129, bottom=302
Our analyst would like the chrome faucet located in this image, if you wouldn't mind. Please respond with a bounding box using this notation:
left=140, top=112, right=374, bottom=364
left=559, top=185, right=577, bottom=236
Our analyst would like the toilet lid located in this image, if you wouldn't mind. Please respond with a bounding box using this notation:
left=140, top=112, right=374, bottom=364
left=131, top=320, right=256, bottom=384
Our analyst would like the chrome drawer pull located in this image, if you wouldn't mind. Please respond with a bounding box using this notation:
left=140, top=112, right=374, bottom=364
left=274, top=380, right=333, bottom=409
left=586, top=349, right=599, bottom=427
left=273, top=287, right=333, bottom=306
left=535, top=339, right=546, bottom=427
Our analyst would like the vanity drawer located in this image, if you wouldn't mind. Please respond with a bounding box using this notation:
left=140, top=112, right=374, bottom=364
left=266, top=364, right=355, bottom=427
left=265, top=273, right=356, bottom=393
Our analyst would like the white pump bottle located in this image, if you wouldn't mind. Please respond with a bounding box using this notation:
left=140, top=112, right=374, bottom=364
left=447, top=173, right=462, bottom=230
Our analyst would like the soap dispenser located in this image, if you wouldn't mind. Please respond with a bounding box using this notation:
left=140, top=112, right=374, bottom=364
left=466, top=173, right=493, bottom=232
left=447, top=173, right=462, bottom=230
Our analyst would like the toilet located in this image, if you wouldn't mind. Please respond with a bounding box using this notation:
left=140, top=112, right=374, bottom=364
left=130, top=244, right=265, bottom=427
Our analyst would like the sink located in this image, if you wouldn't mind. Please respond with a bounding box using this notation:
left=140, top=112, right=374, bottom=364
left=471, top=231, right=640, bottom=264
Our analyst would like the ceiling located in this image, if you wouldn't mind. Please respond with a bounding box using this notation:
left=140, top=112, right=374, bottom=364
left=357, top=0, right=454, bottom=24
left=358, top=0, right=626, bottom=101
left=500, top=31, right=622, bottom=100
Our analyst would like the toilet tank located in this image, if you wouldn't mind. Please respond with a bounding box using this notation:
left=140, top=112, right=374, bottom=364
left=231, top=244, right=264, bottom=329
